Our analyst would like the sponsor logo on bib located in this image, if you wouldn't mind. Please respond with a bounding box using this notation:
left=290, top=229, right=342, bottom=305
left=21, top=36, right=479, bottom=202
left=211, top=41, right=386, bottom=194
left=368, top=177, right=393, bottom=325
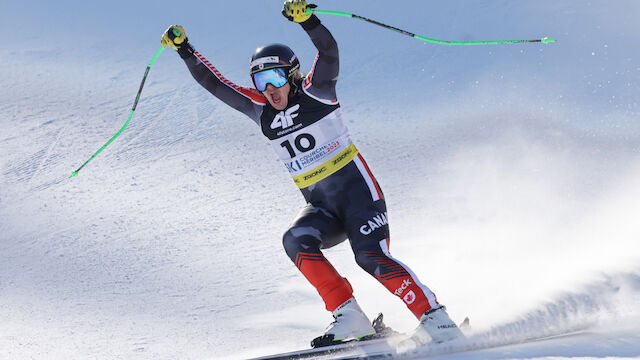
left=271, top=104, right=300, bottom=129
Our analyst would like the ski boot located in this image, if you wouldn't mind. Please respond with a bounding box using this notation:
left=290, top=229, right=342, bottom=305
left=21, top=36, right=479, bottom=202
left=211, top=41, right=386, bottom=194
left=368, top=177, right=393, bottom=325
left=411, top=305, right=464, bottom=345
left=311, top=298, right=376, bottom=348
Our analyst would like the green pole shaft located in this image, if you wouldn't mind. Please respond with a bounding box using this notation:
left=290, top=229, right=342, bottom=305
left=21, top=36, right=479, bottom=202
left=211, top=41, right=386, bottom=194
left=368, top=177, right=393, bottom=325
left=69, top=46, right=166, bottom=178
left=311, top=9, right=556, bottom=45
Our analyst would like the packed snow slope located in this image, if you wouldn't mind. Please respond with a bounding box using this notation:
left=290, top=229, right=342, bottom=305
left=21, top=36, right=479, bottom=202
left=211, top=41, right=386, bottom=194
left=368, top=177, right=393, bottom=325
left=1, top=1, right=639, bottom=359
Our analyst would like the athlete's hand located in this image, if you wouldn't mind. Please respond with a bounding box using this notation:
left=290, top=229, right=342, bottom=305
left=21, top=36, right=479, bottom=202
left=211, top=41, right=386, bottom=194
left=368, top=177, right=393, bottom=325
left=161, top=25, right=188, bottom=50
left=282, top=0, right=317, bottom=23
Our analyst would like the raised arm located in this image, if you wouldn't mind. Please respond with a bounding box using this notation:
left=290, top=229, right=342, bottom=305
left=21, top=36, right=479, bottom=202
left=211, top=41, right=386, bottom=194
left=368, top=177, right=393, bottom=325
left=283, top=1, right=339, bottom=103
left=162, top=25, right=265, bottom=124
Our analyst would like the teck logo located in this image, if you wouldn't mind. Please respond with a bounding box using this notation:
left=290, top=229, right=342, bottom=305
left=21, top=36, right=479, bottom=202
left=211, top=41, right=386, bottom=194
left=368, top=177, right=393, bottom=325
left=394, top=279, right=412, bottom=296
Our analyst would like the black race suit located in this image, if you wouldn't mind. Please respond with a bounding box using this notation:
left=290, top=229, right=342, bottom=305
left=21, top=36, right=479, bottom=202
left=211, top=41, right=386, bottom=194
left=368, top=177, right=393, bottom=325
left=178, top=15, right=439, bottom=318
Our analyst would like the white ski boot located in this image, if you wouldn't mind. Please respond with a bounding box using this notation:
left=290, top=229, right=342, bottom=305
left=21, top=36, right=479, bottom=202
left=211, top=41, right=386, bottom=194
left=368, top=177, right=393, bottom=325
left=411, top=305, right=464, bottom=345
left=311, top=298, right=376, bottom=347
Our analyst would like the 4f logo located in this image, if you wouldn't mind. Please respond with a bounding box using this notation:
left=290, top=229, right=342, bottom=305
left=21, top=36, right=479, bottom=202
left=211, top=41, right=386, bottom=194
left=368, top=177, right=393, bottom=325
left=271, top=104, right=300, bottom=129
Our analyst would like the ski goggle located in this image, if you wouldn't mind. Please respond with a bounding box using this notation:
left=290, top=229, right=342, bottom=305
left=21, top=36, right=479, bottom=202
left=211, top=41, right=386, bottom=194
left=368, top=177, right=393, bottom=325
left=252, top=68, right=288, bottom=92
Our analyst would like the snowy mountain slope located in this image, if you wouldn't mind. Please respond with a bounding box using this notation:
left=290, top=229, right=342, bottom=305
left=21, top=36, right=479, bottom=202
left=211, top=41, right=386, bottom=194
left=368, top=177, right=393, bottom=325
left=1, top=1, right=639, bottom=359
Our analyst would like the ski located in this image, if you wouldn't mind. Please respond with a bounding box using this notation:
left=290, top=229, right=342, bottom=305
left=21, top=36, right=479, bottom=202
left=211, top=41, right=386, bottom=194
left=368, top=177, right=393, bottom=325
left=249, top=336, right=397, bottom=360
left=250, top=328, right=589, bottom=360
left=249, top=313, right=475, bottom=360
left=249, top=313, right=402, bottom=360
left=247, top=315, right=594, bottom=360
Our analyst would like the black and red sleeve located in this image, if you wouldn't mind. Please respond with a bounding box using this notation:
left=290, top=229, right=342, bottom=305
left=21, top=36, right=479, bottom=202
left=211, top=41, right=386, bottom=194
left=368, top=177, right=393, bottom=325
left=300, top=15, right=339, bottom=104
left=180, top=44, right=266, bottom=124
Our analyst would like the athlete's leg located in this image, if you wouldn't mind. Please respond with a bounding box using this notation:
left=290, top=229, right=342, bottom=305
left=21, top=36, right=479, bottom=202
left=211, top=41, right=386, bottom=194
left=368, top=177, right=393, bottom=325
left=282, top=203, right=353, bottom=312
left=352, top=231, right=440, bottom=319
left=344, top=156, right=440, bottom=319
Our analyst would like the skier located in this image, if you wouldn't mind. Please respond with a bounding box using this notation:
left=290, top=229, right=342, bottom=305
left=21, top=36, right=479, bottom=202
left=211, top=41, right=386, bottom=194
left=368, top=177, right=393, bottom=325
left=162, top=0, right=463, bottom=347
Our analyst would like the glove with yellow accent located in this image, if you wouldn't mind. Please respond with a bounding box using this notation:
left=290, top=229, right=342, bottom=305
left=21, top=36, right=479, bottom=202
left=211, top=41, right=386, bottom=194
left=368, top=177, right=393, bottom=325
left=282, top=0, right=317, bottom=23
left=162, top=25, right=194, bottom=59
left=161, top=25, right=188, bottom=50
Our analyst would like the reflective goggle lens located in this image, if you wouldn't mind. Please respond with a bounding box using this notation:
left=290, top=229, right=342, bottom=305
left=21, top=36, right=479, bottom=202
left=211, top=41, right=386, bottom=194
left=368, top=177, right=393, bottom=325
left=252, top=68, right=288, bottom=91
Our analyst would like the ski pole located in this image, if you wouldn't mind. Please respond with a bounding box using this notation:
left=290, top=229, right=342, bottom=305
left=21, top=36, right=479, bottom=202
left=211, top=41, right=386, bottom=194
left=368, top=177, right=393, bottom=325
left=69, top=45, right=166, bottom=178
left=308, top=9, right=556, bottom=45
